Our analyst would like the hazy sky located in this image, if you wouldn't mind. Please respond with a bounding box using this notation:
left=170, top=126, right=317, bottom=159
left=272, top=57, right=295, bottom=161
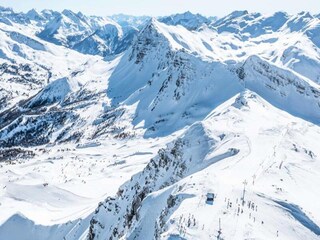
left=0, top=0, right=318, bottom=17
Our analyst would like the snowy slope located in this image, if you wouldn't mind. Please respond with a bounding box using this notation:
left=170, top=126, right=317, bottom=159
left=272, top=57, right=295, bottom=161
left=0, top=17, right=120, bottom=113
left=236, top=55, right=320, bottom=124
left=86, top=14, right=320, bottom=240
left=37, top=10, right=138, bottom=57
left=88, top=91, right=320, bottom=240
left=108, top=19, right=243, bottom=137
left=27, top=77, right=80, bottom=107
left=0, top=7, right=141, bottom=57
left=0, top=8, right=320, bottom=240
left=211, top=11, right=289, bottom=37
left=108, top=19, right=320, bottom=135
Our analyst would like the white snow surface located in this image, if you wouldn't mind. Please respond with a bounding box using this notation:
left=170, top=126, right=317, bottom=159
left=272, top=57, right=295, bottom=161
left=0, top=8, right=320, bottom=240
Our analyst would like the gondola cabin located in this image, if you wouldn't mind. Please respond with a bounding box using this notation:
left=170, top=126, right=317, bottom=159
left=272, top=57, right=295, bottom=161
left=206, top=192, right=215, bottom=205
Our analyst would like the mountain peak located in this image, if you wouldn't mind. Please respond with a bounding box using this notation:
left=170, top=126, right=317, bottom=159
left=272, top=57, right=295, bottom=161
left=285, top=11, right=314, bottom=32
left=139, top=17, right=162, bottom=34
left=26, top=8, right=38, bottom=15
left=61, top=9, right=77, bottom=17
left=0, top=6, right=13, bottom=14
left=230, top=10, right=249, bottom=18
left=150, top=16, right=158, bottom=24
left=159, top=11, right=210, bottom=30
left=26, top=8, right=45, bottom=21
left=298, top=11, right=313, bottom=18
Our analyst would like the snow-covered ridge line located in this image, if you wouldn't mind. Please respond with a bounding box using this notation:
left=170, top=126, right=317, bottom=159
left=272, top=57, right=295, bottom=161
left=88, top=120, right=239, bottom=239
left=236, top=55, right=320, bottom=124
left=87, top=91, right=320, bottom=239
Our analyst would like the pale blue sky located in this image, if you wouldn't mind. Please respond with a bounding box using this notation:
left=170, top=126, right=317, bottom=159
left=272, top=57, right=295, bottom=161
left=0, top=0, right=318, bottom=17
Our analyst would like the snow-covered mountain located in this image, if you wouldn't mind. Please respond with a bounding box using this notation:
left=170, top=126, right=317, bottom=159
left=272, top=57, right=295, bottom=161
left=0, top=7, right=320, bottom=240
left=159, top=11, right=211, bottom=30
left=0, top=7, right=143, bottom=57
left=88, top=91, right=320, bottom=240
left=37, top=10, right=139, bottom=57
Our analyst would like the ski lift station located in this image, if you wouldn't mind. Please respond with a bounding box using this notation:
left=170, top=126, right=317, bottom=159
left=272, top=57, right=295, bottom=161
left=206, top=192, right=215, bottom=205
